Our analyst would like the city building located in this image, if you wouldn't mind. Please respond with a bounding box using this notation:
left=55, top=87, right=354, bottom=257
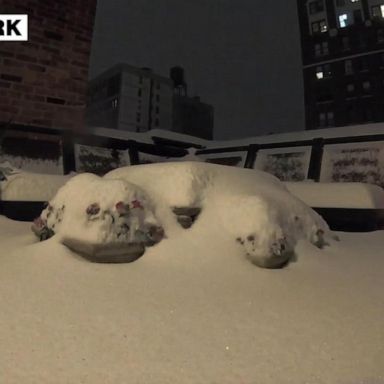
left=172, top=95, right=214, bottom=140
left=297, top=0, right=384, bottom=129
left=170, top=66, right=214, bottom=140
left=86, top=64, right=174, bottom=132
left=0, top=0, right=97, bottom=130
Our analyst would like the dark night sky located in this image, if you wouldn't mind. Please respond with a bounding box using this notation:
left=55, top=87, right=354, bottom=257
left=89, top=0, right=304, bottom=140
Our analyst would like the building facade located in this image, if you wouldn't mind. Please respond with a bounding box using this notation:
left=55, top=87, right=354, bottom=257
left=86, top=64, right=174, bottom=132
left=172, top=95, right=214, bottom=140
left=0, top=0, right=97, bottom=130
left=298, top=0, right=384, bottom=129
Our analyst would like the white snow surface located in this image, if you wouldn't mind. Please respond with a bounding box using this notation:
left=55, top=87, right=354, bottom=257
left=106, top=162, right=330, bottom=265
left=285, top=181, right=384, bottom=209
left=0, top=215, right=383, bottom=383
left=1, top=170, right=74, bottom=201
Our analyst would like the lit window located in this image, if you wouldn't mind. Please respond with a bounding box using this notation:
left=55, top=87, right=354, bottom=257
left=111, top=98, right=118, bottom=109
left=350, top=0, right=359, bottom=3
left=320, top=20, right=328, bottom=32
left=316, top=68, right=324, bottom=79
left=372, top=5, right=384, bottom=18
left=339, top=14, right=348, bottom=28
left=312, top=20, right=327, bottom=34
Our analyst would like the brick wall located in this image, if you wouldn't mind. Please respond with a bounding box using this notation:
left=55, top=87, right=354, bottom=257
left=0, top=0, right=97, bottom=130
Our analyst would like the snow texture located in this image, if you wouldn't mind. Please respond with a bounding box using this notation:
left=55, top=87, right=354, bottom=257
left=0, top=154, right=63, bottom=174
left=285, top=181, right=384, bottom=209
left=107, top=162, right=331, bottom=267
left=0, top=215, right=383, bottom=383
left=0, top=163, right=74, bottom=201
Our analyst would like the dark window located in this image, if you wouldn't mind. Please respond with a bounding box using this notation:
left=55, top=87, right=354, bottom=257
left=317, top=88, right=333, bottom=102
left=363, top=80, right=371, bottom=91
left=139, top=76, right=143, bottom=84
left=156, top=83, right=160, bottom=90
left=363, top=107, right=374, bottom=122
left=155, top=118, right=159, bottom=127
left=107, top=74, right=121, bottom=96
left=318, top=110, right=334, bottom=127
left=354, top=9, right=363, bottom=24
left=342, top=36, right=350, bottom=50
left=309, top=0, right=324, bottom=14
left=322, top=41, right=329, bottom=54
left=155, top=106, right=159, bottom=114
left=347, top=106, right=356, bottom=124
left=347, top=83, right=355, bottom=93
left=336, top=0, right=345, bottom=6
left=156, top=94, right=160, bottom=102
left=138, top=88, right=142, bottom=97
left=358, top=57, right=369, bottom=71
left=378, top=29, right=384, bottom=43
left=136, top=113, right=141, bottom=122
left=345, top=59, right=353, bottom=74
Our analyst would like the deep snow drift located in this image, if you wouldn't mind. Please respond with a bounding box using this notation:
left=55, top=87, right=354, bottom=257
left=0, top=215, right=383, bottom=383
left=34, top=162, right=333, bottom=268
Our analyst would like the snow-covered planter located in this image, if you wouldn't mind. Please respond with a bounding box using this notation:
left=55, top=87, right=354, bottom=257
left=32, top=162, right=335, bottom=267
left=32, top=173, right=165, bottom=262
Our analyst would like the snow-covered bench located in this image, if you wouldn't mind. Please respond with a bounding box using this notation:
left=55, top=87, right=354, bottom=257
left=0, top=163, right=74, bottom=221
left=285, top=181, right=384, bottom=231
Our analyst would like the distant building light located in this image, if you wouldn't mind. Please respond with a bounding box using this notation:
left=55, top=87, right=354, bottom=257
left=320, top=21, right=328, bottom=32
left=339, top=13, right=348, bottom=28
left=371, top=5, right=384, bottom=18
left=316, top=70, right=324, bottom=79
left=350, top=0, right=359, bottom=3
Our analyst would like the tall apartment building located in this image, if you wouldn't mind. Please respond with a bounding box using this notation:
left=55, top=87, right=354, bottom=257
left=86, top=64, right=173, bottom=132
left=0, top=0, right=97, bottom=130
left=297, top=0, right=384, bottom=129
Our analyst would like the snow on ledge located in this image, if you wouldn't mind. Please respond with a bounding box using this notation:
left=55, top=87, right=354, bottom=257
left=285, top=181, right=384, bottom=209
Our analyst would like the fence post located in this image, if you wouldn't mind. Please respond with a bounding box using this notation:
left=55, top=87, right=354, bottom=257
left=307, top=138, right=324, bottom=181
left=127, top=140, right=139, bottom=165
left=62, top=130, right=76, bottom=174
left=244, top=144, right=259, bottom=169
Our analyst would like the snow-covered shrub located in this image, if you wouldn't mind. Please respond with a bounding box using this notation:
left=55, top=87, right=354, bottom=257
left=32, top=174, right=165, bottom=259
